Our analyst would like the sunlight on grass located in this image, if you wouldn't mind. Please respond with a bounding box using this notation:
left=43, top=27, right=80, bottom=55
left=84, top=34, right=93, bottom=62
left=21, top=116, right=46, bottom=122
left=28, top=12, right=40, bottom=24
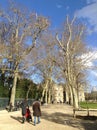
left=80, top=102, right=97, bottom=109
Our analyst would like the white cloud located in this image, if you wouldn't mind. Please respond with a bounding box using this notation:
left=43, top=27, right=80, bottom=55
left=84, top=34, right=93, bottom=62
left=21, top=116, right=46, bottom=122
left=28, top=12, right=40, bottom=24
left=86, top=0, right=97, bottom=4
left=76, top=2, right=97, bottom=33
left=66, top=6, right=69, bottom=10
left=56, top=4, right=62, bottom=8
left=81, top=51, right=97, bottom=68
left=91, top=71, right=97, bottom=77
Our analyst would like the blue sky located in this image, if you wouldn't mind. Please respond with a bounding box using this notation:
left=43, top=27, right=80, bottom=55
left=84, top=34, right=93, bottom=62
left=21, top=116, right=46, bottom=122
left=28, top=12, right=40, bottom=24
left=0, top=0, right=97, bottom=90
left=0, top=0, right=96, bottom=47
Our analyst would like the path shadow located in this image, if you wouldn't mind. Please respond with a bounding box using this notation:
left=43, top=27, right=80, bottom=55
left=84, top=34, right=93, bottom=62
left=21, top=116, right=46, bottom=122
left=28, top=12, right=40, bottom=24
left=42, top=112, right=81, bottom=128
left=42, top=111, right=97, bottom=130
left=10, top=115, right=34, bottom=125
left=76, top=115, right=97, bottom=120
left=10, top=115, right=23, bottom=123
left=76, top=115, right=97, bottom=130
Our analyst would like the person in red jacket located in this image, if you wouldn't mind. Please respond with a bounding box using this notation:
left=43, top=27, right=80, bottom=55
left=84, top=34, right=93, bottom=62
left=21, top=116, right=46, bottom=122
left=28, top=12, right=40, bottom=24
left=25, top=105, right=32, bottom=122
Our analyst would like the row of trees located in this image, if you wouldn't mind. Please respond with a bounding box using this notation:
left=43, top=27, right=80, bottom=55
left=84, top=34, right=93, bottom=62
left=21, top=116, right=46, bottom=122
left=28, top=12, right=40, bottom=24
left=0, top=71, right=42, bottom=99
left=0, top=2, right=95, bottom=108
left=85, top=92, right=97, bottom=101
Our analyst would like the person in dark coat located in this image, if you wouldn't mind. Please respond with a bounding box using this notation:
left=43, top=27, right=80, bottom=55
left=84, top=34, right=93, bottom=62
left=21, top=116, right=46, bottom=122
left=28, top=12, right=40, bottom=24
left=21, top=99, right=28, bottom=123
left=32, top=99, right=41, bottom=126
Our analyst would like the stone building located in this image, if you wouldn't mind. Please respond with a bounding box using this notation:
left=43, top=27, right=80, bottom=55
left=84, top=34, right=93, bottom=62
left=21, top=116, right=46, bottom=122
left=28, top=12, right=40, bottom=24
left=52, top=84, right=64, bottom=103
left=52, top=83, right=85, bottom=103
left=78, top=89, right=85, bottom=102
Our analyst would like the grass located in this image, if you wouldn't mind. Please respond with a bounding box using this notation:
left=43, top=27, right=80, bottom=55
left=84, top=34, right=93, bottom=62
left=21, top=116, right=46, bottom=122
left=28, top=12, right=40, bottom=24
left=79, top=102, right=97, bottom=109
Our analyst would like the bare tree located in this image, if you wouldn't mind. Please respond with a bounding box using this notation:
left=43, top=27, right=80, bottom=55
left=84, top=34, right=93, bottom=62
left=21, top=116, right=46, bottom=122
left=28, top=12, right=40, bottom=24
left=0, top=2, right=49, bottom=106
left=55, top=16, right=87, bottom=108
left=25, top=31, right=59, bottom=104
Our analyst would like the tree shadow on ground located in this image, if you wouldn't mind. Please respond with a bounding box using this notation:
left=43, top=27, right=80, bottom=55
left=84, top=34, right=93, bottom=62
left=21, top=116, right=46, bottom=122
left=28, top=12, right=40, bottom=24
left=76, top=115, right=97, bottom=120
left=10, top=115, right=23, bottom=123
left=42, top=112, right=97, bottom=130
left=76, top=115, right=97, bottom=130
left=10, top=115, right=34, bottom=125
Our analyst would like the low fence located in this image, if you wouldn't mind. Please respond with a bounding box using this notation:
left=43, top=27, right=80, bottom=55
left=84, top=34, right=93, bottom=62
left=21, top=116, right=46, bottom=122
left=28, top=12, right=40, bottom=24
left=0, top=98, right=34, bottom=110
left=73, top=108, right=97, bottom=118
left=0, top=98, right=9, bottom=110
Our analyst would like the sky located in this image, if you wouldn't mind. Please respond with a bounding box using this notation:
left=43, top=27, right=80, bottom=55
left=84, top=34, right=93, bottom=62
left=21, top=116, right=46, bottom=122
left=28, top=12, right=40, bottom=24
left=0, top=0, right=97, bottom=90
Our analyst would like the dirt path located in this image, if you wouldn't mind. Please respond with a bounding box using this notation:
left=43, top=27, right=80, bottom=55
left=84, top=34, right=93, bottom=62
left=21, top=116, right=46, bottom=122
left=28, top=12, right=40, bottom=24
left=0, top=104, right=97, bottom=130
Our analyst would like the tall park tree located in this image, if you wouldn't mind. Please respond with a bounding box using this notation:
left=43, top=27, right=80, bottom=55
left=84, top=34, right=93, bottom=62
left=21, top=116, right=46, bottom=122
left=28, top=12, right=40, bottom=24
left=55, top=16, right=87, bottom=109
left=25, top=31, right=56, bottom=104
left=0, top=3, right=49, bottom=106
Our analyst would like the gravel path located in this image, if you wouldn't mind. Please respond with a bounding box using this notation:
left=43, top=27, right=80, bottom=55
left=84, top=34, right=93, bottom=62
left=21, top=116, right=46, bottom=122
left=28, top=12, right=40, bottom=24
left=0, top=104, right=97, bottom=130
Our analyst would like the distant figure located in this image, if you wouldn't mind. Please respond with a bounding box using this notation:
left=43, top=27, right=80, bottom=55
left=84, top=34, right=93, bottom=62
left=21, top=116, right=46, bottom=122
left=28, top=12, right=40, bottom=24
left=15, top=101, right=20, bottom=111
left=25, top=105, right=32, bottom=122
left=21, top=99, right=28, bottom=123
left=32, top=99, right=41, bottom=126
left=8, top=102, right=13, bottom=112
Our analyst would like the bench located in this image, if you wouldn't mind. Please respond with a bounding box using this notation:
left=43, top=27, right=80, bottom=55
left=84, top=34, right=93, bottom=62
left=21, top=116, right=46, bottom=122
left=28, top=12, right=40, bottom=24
left=73, top=108, right=97, bottom=118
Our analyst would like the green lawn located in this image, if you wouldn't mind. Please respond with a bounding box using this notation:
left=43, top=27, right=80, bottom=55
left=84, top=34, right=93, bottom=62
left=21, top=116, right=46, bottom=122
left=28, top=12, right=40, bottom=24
left=79, top=102, right=97, bottom=109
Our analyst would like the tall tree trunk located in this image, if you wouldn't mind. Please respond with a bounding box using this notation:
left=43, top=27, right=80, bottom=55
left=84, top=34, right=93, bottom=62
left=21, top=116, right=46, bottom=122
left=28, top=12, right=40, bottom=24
left=10, top=68, right=18, bottom=106
left=72, top=87, right=78, bottom=109
left=41, top=80, right=49, bottom=103
left=48, top=89, right=51, bottom=103
left=77, top=88, right=80, bottom=107
left=26, top=85, right=31, bottom=99
left=44, top=80, right=49, bottom=104
left=41, top=84, right=47, bottom=102
left=69, top=85, right=73, bottom=105
left=41, top=88, right=45, bottom=102
left=45, top=88, right=48, bottom=104
left=72, top=76, right=79, bottom=109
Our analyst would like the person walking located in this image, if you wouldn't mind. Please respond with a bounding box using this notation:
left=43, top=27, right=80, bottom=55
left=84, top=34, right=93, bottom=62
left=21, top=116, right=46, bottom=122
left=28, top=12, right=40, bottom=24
left=21, top=98, right=28, bottom=123
left=32, top=99, right=41, bottom=126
